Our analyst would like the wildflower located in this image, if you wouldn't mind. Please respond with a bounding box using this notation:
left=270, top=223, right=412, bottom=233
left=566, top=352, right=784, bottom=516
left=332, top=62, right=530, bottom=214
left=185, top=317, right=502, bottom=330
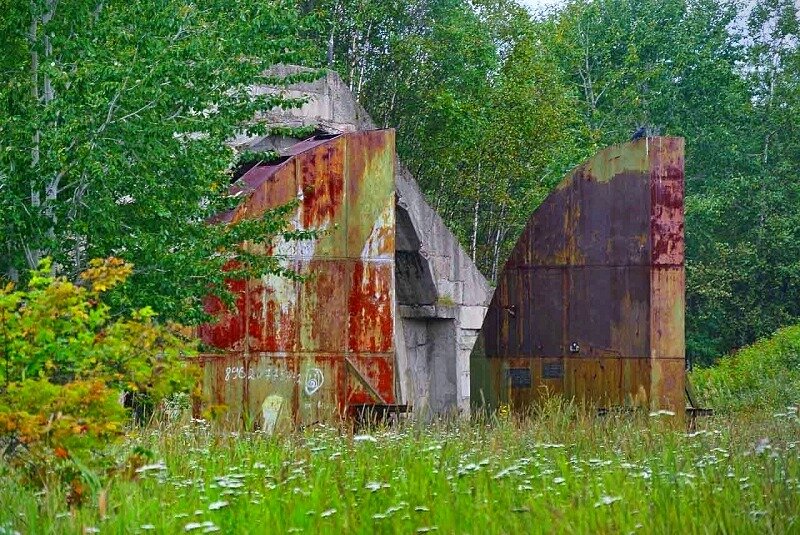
left=208, top=501, right=229, bottom=511
left=136, top=462, right=167, bottom=474
left=754, top=438, right=771, bottom=455
left=594, top=496, right=622, bottom=507
left=0, top=524, right=21, bottom=535
left=493, top=466, right=518, bottom=479
left=354, top=435, right=377, bottom=443
left=184, top=521, right=217, bottom=532
left=457, top=463, right=481, bottom=477
left=321, top=509, right=337, bottom=518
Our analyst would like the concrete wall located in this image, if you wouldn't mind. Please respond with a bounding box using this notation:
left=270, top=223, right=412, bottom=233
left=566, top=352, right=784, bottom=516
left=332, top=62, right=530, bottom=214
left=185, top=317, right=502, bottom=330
left=245, top=66, right=492, bottom=416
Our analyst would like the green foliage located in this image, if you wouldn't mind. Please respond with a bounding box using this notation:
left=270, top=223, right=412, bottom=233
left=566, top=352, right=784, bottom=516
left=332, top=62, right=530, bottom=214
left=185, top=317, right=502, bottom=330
left=529, top=0, right=800, bottom=362
left=0, top=0, right=319, bottom=324
left=692, top=324, right=800, bottom=413
left=0, top=258, right=197, bottom=495
left=308, top=0, right=580, bottom=277
left=686, top=0, right=800, bottom=361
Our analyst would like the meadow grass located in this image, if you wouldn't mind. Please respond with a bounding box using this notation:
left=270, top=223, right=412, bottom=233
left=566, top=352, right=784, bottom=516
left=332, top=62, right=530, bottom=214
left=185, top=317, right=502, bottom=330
left=1, top=400, right=799, bottom=534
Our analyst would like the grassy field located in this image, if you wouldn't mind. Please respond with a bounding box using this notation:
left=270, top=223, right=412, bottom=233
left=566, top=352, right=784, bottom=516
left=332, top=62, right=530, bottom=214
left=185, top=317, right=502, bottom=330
left=1, top=400, right=798, bottom=534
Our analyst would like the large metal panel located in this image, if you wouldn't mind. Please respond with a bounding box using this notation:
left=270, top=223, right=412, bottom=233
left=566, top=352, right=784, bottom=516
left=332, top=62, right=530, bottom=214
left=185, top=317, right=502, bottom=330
left=494, top=268, right=521, bottom=358
left=297, top=354, right=347, bottom=425
left=199, top=353, right=246, bottom=429
left=348, top=260, right=394, bottom=353
left=650, top=267, right=685, bottom=360
left=649, top=138, right=685, bottom=267
left=198, top=276, right=247, bottom=351
left=247, top=263, right=300, bottom=353
left=529, top=268, right=565, bottom=357
left=200, top=131, right=396, bottom=429
left=346, top=130, right=395, bottom=259
left=524, top=186, right=573, bottom=267
left=474, top=137, right=685, bottom=414
left=573, top=172, right=651, bottom=266
left=235, top=160, right=297, bottom=226
left=345, top=353, right=395, bottom=405
left=298, top=259, right=350, bottom=352
left=298, top=137, right=348, bottom=259
left=245, top=355, right=297, bottom=433
left=567, top=266, right=650, bottom=358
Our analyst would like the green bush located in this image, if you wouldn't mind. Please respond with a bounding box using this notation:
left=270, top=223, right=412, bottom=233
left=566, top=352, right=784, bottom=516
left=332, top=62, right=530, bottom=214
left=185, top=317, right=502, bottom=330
left=691, top=324, right=800, bottom=413
left=0, top=258, right=198, bottom=499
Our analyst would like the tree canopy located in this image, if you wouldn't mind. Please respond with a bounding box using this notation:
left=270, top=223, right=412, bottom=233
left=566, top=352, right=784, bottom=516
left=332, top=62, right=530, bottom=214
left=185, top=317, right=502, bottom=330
left=1, top=0, right=798, bottom=362
left=307, top=0, right=800, bottom=363
left=0, top=0, right=317, bottom=323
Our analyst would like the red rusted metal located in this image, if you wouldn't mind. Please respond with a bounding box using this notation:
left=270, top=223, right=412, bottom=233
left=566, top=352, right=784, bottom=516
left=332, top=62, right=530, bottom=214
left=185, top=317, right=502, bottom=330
left=199, top=130, right=397, bottom=429
left=473, top=137, right=685, bottom=413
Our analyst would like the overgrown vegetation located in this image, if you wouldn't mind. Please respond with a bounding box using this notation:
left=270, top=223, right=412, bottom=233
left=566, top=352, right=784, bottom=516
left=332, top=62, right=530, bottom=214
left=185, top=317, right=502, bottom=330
left=0, top=0, right=318, bottom=324
left=1, top=401, right=798, bottom=533
left=1, top=0, right=799, bottom=530
left=0, top=258, right=196, bottom=500
left=692, top=324, right=800, bottom=413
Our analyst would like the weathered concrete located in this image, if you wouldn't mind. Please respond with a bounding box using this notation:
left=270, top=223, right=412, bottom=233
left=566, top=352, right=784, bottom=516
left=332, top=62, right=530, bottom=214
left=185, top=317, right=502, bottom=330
left=241, top=66, right=492, bottom=416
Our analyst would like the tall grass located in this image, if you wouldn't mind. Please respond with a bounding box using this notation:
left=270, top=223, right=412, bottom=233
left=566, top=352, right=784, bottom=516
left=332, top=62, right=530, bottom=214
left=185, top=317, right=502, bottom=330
left=692, top=324, right=800, bottom=413
left=2, top=399, right=798, bottom=534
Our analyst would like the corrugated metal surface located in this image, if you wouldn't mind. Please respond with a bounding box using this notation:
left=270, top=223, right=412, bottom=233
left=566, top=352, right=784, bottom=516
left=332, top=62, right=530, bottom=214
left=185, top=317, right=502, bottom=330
left=473, top=137, right=685, bottom=413
left=199, top=130, right=396, bottom=429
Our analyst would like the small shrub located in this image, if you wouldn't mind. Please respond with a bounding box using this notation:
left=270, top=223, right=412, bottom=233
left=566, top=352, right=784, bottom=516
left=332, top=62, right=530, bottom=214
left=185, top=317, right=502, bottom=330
left=0, top=258, right=198, bottom=498
left=691, top=324, right=800, bottom=413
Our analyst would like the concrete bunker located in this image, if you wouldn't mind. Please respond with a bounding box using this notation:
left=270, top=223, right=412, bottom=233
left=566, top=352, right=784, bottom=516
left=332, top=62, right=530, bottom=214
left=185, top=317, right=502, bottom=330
left=199, top=68, right=492, bottom=427
left=199, top=67, right=687, bottom=425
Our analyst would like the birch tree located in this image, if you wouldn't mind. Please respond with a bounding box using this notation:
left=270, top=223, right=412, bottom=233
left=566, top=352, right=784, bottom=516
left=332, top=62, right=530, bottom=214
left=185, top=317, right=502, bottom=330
left=0, top=0, right=316, bottom=322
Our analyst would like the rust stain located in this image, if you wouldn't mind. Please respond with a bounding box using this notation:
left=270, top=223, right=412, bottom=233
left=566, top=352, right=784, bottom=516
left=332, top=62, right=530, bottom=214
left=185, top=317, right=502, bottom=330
left=650, top=137, right=685, bottom=267
left=247, top=270, right=299, bottom=353
left=199, top=131, right=397, bottom=429
left=346, top=130, right=395, bottom=258
left=299, top=259, right=349, bottom=352
left=346, top=354, right=395, bottom=405
left=198, top=273, right=247, bottom=351
left=348, top=261, right=394, bottom=353
left=476, top=137, right=685, bottom=414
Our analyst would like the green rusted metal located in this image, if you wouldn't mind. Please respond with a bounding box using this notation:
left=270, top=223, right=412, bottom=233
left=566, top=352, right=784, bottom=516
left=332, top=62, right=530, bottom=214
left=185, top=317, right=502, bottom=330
left=199, top=130, right=397, bottom=429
